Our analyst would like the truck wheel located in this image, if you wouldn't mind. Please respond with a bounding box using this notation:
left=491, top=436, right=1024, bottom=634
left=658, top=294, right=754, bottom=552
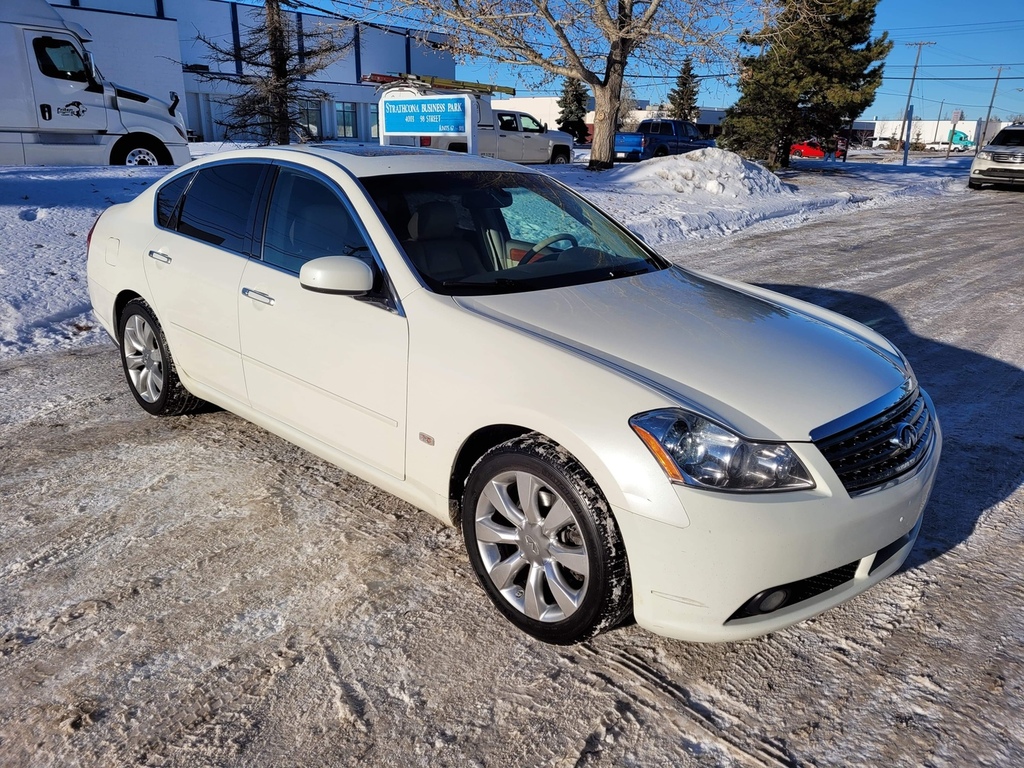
left=111, top=136, right=170, bottom=166
left=550, top=149, right=571, bottom=165
left=653, top=146, right=668, bottom=158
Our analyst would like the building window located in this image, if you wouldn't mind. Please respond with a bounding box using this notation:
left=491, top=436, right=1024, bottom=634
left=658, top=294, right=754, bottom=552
left=297, top=99, right=322, bottom=140
left=370, top=104, right=378, bottom=139
left=336, top=102, right=357, bottom=138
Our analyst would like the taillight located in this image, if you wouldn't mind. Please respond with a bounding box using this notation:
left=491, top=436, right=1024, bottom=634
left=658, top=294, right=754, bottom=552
left=419, top=136, right=432, bottom=147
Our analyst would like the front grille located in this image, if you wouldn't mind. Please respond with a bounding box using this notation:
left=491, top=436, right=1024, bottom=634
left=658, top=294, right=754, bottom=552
left=991, top=152, right=1024, bottom=164
left=815, top=388, right=934, bottom=495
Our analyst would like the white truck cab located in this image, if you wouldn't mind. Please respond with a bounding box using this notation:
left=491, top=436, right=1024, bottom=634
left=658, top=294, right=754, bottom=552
left=0, top=0, right=190, bottom=166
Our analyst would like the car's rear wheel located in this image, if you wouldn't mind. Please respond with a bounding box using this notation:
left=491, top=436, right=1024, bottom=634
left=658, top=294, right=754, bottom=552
left=461, top=434, right=631, bottom=644
left=792, top=149, right=804, bottom=157
left=119, top=298, right=203, bottom=416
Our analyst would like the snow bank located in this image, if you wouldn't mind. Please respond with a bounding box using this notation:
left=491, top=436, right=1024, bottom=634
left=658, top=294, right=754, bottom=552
left=606, top=148, right=793, bottom=198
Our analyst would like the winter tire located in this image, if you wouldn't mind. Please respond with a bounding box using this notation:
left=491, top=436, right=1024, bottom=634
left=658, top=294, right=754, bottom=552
left=119, top=298, right=203, bottom=416
left=461, top=434, right=631, bottom=644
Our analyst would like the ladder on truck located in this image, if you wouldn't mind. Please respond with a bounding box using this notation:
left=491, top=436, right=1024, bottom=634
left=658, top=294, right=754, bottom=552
left=362, top=72, right=515, bottom=96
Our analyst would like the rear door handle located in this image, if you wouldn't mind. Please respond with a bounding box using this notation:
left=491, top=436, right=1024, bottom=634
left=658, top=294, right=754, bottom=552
left=148, top=250, right=171, bottom=264
left=242, top=287, right=275, bottom=306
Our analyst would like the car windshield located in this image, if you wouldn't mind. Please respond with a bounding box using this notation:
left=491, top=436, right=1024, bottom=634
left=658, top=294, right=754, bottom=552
left=991, top=129, right=1024, bottom=146
left=360, top=171, right=666, bottom=295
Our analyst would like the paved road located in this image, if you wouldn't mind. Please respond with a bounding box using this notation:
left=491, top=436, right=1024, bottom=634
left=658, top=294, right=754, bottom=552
left=2, top=189, right=1023, bottom=766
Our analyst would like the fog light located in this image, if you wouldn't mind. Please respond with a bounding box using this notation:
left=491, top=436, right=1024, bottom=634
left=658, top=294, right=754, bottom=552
left=756, top=589, right=789, bottom=613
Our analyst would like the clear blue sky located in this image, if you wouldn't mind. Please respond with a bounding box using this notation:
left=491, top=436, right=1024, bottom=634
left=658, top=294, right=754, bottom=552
left=309, top=0, right=1024, bottom=121
left=457, top=0, right=1024, bottom=122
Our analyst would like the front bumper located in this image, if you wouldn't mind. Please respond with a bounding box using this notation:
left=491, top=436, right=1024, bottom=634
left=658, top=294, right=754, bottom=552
left=970, top=157, right=1024, bottom=185
left=613, top=416, right=941, bottom=643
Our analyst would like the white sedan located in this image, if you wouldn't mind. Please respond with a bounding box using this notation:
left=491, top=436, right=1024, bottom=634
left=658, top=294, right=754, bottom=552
left=87, top=146, right=941, bottom=645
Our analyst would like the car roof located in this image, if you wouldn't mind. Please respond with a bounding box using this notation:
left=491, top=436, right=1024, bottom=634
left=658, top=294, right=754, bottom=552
left=180, top=143, right=535, bottom=180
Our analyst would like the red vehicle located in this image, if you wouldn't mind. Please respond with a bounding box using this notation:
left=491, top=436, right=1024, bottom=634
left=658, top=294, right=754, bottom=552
left=790, top=140, right=825, bottom=158
left=790, top=139, right=847, bottom=160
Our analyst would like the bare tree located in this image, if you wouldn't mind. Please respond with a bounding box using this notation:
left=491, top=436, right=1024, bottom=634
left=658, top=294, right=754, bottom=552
left=354, top=0, right=782, bottom=169
left=193, top=0, right=352, bottom=144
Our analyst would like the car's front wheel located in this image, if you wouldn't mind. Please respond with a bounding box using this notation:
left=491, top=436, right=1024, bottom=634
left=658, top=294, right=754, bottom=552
left=461, top=434, right=632, bottom=644
left=119, top=298, right=203, bottom=416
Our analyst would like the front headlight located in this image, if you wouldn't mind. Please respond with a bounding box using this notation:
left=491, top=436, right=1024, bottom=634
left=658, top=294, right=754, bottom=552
left=630, top=409, right=814, bottom=492
left=976, top=151, right=993, bottom=160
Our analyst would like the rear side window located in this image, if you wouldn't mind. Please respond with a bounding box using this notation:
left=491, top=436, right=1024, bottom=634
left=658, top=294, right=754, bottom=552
left=155, top=172, right=195, bottom=229
left=176, top=163, right=263, bottom=252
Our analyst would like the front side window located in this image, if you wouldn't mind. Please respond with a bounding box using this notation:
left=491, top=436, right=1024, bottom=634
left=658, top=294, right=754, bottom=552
left=176, top=163, right=263, bottom=252
left=360, top=171, right=665, bottom=296
left=33, top=37, right=88, bottom=82
left=520, top=114, right=543, bottom=133
left=261, top=168, right=369, bottom=274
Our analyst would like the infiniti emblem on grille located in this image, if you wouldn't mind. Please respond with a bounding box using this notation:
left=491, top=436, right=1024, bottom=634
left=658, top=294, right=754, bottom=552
left=891, top=422, right=919, bottom=454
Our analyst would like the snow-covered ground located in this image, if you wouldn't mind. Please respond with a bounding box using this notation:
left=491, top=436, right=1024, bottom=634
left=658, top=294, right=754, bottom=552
left=0, top=146, right=970, bottom=360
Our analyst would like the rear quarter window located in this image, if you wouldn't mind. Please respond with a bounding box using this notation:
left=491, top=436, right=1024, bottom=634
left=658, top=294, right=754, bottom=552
left=176, top=163, right=264, bottom=252
left=155, top=172, right=195, bottom=229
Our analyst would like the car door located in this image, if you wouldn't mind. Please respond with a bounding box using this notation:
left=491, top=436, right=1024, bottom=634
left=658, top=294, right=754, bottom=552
left=237, top=166, right=409, bottom=478
left=518, top=113, right=549, bottom=163
left=23, top=31, right=107, bottom=135
left=495, top=112, right=524, bottom=162
left=143, top=162, right=266, bottom=406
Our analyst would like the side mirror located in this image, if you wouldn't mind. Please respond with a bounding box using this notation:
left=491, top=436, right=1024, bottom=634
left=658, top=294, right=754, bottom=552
left=542, top=122, right=548, bottom=134
left=299, top=256, right=375, bottom=295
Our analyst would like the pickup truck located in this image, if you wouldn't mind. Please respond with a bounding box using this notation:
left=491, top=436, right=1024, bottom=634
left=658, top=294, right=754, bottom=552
left=614, top=119, right=715, bottom=161
left=429, top=109, right=574, bottom=164
left=925, top=129, right=974, bottom=152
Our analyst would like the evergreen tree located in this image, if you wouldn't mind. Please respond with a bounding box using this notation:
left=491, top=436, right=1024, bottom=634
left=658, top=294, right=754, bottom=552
left=193, top=0, right=351, bottom=144
left=556, top=77, right=590, bottom=144
left=721, top=0, right=891, bottom=168
left=667, top=58, right=700, bottom=122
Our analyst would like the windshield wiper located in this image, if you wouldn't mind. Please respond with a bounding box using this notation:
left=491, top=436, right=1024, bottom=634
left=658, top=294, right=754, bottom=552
left=606, top=265, right=651, bottom=278
left=441, top=276, right=521, bottom=292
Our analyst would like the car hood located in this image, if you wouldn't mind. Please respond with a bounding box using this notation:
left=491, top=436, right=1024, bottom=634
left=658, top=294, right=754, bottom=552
left=455, top=267, right=909, bottom=440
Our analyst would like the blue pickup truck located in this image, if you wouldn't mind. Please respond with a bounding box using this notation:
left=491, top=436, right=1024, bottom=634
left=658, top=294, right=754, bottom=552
left=614, top=119, right=716, bottom=161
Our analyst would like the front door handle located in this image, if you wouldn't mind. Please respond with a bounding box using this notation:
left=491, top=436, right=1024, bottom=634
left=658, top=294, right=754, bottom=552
left=148, top=250, right=171, bottom=264
left=242, top=287, right=275, bottom=306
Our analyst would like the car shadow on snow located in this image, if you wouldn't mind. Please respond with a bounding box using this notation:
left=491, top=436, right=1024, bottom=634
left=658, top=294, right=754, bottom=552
left=759, top=284, right=1024, bottom=570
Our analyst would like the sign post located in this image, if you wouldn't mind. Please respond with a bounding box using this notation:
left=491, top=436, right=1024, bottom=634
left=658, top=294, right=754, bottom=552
left=379, top=92, right=475, bottom=153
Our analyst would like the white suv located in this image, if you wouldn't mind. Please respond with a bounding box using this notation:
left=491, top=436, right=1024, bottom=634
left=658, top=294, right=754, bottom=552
left=969, top=124, right=1024, bottom=189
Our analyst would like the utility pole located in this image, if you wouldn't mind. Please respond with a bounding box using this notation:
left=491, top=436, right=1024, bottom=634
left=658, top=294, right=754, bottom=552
left=979, top=67, right=1006, bottom=149
left=932, top=99, right=944, bottom=143
left=898, top=42, right=935, bottom=151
